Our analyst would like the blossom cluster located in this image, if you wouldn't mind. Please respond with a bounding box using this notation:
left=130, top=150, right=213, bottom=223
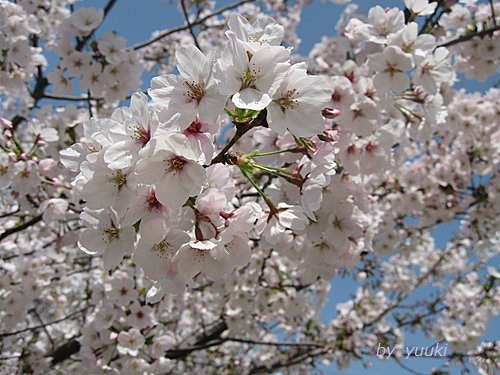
left=59, top=13, right=342, bottom=300
left=0, top=1, right=498, bottom=374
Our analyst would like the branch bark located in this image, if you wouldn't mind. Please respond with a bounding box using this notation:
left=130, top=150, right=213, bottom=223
left=438, top=25, right=500, bottom=48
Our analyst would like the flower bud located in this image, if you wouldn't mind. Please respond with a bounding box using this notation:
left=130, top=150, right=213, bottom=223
left=322, top=107, right=342, bottom=119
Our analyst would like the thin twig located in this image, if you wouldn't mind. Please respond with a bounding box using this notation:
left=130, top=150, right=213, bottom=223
left=42, top=94, right=102, bottom=102
left=180, top=0, right=201, bottom=50
left=0, top=306, right=92, bottom=338
left=29, top=308, right=56, bottom=349
left=225, top=337, right=324, bottom=348
left=86, top=90, right=94, bottom=118
left=0, top=214, right=43, bottom=243
left=210, top=109, right=268, bottom=165
left=132, top=0, right=254, bottom=50
left=365, top=251, right=448, bottom=327
left=438, top=25, right=500, bottom=48
left=489, top=0, right=497, bottom=28
left=0, top=207, right=20, bottom=219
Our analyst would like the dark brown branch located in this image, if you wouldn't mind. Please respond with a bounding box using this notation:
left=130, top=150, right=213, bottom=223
left=0, top=214, right=43, bottom=243
left=29, top=308, right=56, bottom=349
left=132, top=0, right=255, bottom=50
left=41, top=94, right=102, bottom=102
left=225, top=337, right=324, bottom=348
left=0, top=306, right=92, bottom=338
left=165, top=320, right=227, bottom=359
left=489, top=0, right=497, bottom=28
left=180, top=0, right=201, bottom=50
left=438, top=25, right=500, bottom=48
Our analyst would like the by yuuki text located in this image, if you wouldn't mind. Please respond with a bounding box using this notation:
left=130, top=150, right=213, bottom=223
left=376, top=342, right=449, bottom=359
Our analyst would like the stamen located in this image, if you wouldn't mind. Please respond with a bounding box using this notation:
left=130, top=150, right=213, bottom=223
left=277, top=88, right=299, bottom=111
left=183, top=81, right=205, bottom=103
left=165, top=156, right=187, bottom=174
left=109, top=169, right=127, bottom=189
left=128, top=124, right=150, bottom=146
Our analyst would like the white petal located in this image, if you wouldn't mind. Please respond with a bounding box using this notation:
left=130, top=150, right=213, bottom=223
left=232, top=88, right=271, bottom=110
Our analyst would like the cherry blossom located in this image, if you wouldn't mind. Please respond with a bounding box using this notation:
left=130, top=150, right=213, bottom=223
left=0, top=2, right=498, bottom=375
left=134, top=133, right=207, bottom=208
left=149, top=45, right=226, bottom=128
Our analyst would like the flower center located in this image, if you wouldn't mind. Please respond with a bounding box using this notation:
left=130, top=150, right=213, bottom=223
left=240, top=62, right=263, bottom=89
left=110, top=170, right=127, bottom=189
left=183, top=81, right=205, bottom=103
left=384, top=63, right=402, bottom=77
left=166, top=156, right=187, bottom=174
left=103, top=227, right=119, bottom=242
left=129, top=124, right=150, bottom=146
left=277, top=88, right=299, bottom=111
left=145, top=190, right=162, bottom=212
left=184, top=117, right=202, bottom=135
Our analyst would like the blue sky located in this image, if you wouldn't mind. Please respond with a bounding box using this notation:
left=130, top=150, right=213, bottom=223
left=67, top=1, right=497, bottom=374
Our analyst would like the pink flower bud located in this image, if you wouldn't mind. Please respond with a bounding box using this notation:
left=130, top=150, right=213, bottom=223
left=0, top=117, right=13, bottom=129
left=38, top=158, right=56, bottom=176
left=322, top=107, right=342, bottom=119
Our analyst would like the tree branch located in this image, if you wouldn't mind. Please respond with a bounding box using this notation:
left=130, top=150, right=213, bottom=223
left=225, top=337, right=324, bottom=348
left=165, top=320, right=228, bottom=359
left=0, top=214, right=43, bottom=243
left=0, top=306, right=92, bottom=339
left=180, top=0, right=201, bottom=50
left=210, top=109, right=268, bottom=166
left=41, top=94, right=102, bottom=102
left=132, top=0, right=255, bottom=50
left=438, top=25, right=500, bottom=48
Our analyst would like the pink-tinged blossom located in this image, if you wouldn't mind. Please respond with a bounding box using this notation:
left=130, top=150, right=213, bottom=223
left=11, top=160, right=40, bottom=195
left=174, top=234, right=250, bottom=280
left=122, top=186, right=172, bottom=245
left=256, top=203, right=308, bottom=244
left=69, top=8, right=103, bottom=36
left=117, top=328, right=145, bottom=357
left=0, top=153, right=14, bottom=189
left=79, top=154, right=136, bottom=216
left=204, top=164, right=236, bottom=201
left=227, top=13, right=284, bottom=46
left=78, top=208, right=135, bottom=270
left=149, top=45, right=226, bottom=129
left=59, top=117, right=113, bottom=172
left=388, top=22, right=436, bottom=58
left=413, top=47, right=455, bottom=94
left=347, top=6, right=405, bottom=44
left=404, top=0, right=438, bottom=16
left=215, top=32, right=290, bottom=110
left=134, top=133, right=207, bottom=208
left=369, top=46, right=414, bottom=93
left=182, top=117, right=217, bottom=164
left=267, top=64, right=331, bottom=137
left=133, top=229, right=190, bottom=281
left=39, top=198, right=68, bottom=223
left=104, top=92, right=160, bottom=169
